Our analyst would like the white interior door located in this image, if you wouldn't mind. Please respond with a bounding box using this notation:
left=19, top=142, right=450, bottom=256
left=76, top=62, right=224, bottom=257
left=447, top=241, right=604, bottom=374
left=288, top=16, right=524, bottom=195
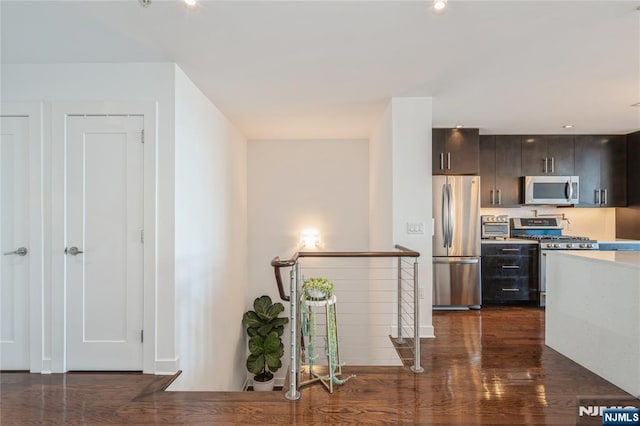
left=0, top=116, right=30, bottom=370
left=66, top=115, right=144, bottom=370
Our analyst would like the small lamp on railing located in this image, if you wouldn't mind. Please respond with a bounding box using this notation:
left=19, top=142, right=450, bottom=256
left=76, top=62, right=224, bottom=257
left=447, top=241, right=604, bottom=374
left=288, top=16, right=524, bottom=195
left=301, top=228, right=321, bottom=249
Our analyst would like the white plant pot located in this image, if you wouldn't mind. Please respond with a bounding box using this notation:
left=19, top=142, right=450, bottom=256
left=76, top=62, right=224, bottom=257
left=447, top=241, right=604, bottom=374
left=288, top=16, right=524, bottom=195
left=252, top=375, right=275, bottom=392
left=306, top=288, right=327, bottom=299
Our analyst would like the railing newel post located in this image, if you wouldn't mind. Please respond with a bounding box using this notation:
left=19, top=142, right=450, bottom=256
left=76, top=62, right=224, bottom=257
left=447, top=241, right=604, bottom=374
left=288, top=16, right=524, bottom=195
left=411, top=260, right=424, bottom=373
left=396, top=257, right=404, bottom=344
left=285, top=263, right=301, bottom=400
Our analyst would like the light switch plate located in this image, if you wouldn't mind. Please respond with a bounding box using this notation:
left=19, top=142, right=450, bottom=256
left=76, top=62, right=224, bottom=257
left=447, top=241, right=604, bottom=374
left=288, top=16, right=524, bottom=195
left=406, top=221, right=425, bottom=234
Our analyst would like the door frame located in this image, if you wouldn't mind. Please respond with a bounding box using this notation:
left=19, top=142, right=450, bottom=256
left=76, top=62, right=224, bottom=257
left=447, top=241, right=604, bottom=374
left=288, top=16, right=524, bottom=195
left=0, top=102, right=44, bottom=373
left=50, top=102, right=157, bottom=373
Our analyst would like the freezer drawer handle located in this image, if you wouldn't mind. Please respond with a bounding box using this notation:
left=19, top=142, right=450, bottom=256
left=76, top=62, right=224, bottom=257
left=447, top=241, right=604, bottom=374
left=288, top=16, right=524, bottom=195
left=500, top=248, right=519, bottom=252
left=501, top=288, right=519, bottom=292
left=433, top=258, right=479, bottom=264
left=501, top=265, right=520, bottom=269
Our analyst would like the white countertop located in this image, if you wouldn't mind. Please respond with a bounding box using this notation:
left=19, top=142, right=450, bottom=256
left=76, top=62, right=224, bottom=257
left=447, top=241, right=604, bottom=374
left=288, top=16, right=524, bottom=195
left=548, top=250, right=640, bottom=270
left=596, top=238, right=640, bottom=244
left=545, top=249, right=640, bottom=397
left=481, top=238, right=538, bottom=244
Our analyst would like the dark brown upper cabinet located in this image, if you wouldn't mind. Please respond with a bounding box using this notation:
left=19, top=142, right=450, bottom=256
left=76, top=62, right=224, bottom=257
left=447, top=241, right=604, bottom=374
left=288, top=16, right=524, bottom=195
left=432, top=128, right=480, bottom=175
left=480, top=135, right=522, bottom=207
left=574, top=135, right=626, bottom=207
left=521, top=135, right=574, bottom=176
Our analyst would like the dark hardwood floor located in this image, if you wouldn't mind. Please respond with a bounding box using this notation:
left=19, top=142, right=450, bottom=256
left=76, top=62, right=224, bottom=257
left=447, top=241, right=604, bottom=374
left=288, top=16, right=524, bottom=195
left=1, top=307, right=635, bottom=424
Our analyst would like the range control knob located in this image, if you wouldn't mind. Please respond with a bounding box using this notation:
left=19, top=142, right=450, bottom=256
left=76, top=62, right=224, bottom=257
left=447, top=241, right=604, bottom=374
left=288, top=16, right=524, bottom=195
left=553, top=243, right=560, bottom=248
left=566, top=243, right=573, bottom=249
left=579, top=243, right=586, bottom=248
left=587, top=243, right=593, bottom=248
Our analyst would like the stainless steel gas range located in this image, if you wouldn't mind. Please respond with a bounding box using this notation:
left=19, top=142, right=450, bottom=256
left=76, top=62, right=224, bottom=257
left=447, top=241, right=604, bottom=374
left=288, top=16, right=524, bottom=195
left=510, top=217, right=599, bottom=306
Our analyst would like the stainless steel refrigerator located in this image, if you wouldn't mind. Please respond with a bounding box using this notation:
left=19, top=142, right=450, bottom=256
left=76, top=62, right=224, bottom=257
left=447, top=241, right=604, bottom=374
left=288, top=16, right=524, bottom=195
left=432, top=175, right=481, bottom=308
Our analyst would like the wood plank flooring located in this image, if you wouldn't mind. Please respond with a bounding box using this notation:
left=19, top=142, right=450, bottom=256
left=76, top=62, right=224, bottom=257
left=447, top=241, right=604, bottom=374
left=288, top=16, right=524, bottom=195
left=2, top=307, right=636, bottom=424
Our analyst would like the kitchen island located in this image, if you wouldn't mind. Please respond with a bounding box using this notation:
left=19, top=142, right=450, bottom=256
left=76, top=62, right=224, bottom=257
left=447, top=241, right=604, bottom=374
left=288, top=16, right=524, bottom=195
left=545, top=251, right=640, bottom=397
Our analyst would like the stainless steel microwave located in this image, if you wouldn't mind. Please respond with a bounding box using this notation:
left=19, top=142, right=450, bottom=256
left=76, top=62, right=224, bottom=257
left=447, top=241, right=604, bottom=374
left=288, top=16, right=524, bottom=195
left=523, top=176, right=579, bottom=205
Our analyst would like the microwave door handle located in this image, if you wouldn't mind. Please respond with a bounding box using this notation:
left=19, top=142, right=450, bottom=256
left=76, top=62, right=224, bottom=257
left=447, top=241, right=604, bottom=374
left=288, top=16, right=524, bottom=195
left=565, top=179, right=574, bottom=201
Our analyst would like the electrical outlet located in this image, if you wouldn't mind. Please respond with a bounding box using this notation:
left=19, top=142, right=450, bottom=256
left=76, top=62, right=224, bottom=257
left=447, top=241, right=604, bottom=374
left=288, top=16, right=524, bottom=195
left=406, top=221, right=425, bottom=234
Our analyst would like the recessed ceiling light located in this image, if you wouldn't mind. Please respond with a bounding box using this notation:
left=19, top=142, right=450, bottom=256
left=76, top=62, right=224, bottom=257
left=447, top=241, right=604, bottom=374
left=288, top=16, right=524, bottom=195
left=433, top=0, right=447, bottom=13
left=562, top=124, right=575, bottom=129
left=184, top=0, right=197, bottom=6
left=455, top=124, right=464, bottom=129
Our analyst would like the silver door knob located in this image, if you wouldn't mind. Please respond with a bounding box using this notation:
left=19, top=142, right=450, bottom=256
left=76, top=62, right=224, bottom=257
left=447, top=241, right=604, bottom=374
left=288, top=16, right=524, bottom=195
left=65, top=246, right=84, bottom=256
left=3, top=247, right=28, bottom=256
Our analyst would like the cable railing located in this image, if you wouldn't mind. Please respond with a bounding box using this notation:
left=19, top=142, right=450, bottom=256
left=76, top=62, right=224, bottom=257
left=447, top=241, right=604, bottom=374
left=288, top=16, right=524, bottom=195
left=271, top=244, right=423, bottom=401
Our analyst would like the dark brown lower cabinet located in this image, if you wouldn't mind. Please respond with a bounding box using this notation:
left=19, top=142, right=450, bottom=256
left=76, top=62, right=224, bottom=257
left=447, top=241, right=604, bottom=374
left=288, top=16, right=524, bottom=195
left=481, top=243, right=538, bottom=304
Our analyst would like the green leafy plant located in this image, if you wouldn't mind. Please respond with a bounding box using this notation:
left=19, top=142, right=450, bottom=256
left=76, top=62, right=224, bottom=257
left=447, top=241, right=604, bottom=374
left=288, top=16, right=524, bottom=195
left=241, top=295, right=289, bottom=382
left=302, top=277, right=334, bottom=300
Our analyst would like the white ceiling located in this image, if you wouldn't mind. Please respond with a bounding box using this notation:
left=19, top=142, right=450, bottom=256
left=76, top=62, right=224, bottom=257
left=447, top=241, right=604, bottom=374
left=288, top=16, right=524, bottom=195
left=2, top=0, right=639, bottom=139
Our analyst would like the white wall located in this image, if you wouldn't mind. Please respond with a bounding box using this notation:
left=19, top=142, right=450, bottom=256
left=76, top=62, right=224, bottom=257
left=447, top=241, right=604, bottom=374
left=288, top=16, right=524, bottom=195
left=247, top=139, right=370, bottom=294
left=1, top=63, right=177, bottom=372
left=369, top=105, right=394, bottom=251
left=390, top=98, right=434, bottom=337
left=247, top=139, right=369, bottom=380
left=371, top=98, right=435, bottom=337
left=171, top=67, right=248, bottom=391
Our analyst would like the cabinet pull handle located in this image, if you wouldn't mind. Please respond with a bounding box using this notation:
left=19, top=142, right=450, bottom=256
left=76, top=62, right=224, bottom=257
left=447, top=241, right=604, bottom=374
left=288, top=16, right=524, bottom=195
left=501, top=288, right=519, bottom=292
left=595, top=189, right=601, bottom=205
left=447, top=152, right=451, bottom=170
left=500, top=248, right=519, bottom=252
left=543, top=158, right=548, bottom=173
left=501, top=265, right=520, bottom=269
left=490, top=189, right=495, bottom=205
left=440, top=153, right=444, bottom=170
left=603, top=189, right=608, bottom=205
left=497, top=189, right=501, bottom=205
left=550, top=157, right=555, bottom=173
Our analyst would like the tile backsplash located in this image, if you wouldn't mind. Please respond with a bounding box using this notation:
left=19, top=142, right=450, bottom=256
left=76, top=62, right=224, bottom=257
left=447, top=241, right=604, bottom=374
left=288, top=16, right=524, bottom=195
left=480, top=206, right=616, bottom=240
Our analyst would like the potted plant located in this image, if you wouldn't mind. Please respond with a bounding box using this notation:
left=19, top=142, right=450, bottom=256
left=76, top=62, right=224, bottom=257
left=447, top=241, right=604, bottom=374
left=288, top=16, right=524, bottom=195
left=242, top=295, right=289, bottom=391
left=302, top=277, right=334, bottom=300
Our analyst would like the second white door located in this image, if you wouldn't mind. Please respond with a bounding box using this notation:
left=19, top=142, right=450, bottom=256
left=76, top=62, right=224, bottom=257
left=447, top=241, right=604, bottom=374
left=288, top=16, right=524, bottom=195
left=66, top=115, right=144, bottom=370
left=1, top=116, right=30, bottom=370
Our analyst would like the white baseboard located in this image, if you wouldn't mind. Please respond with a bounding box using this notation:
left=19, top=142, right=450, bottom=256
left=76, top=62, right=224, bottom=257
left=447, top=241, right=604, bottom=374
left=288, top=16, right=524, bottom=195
left=155, top=357, right=180, bottom=375
left=40, top=358, right=52, bottom=374
left=390, top=325, right=435, bottom=339
left=421, top=325, right=435, bottom=338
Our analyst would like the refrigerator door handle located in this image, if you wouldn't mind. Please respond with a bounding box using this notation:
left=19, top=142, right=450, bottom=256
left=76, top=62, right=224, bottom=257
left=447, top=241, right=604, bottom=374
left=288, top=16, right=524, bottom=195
left=441, top=184, right=448, bottom=247
left=447, top=183, right=453, bottom=248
